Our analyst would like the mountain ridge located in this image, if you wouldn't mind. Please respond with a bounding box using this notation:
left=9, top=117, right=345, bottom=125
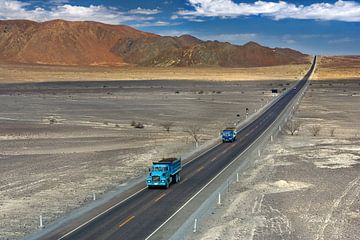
left=0, top=19, right=309, bottom=67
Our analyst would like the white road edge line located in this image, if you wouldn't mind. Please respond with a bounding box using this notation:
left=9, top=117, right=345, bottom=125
left=57, top=132, right=222, bottom=239
left=57, top=186, right=147, bottom=240
left=144, top=59, right=315, bottom=240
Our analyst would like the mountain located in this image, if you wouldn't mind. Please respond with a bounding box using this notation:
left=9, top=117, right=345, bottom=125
left=0, top=19, right=308, bottom=67
left=0, top=19, right=156, bottom=66
left=111, top=38, right=308, bottom=67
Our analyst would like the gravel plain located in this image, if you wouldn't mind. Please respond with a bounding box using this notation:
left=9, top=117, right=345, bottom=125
left=0, top=79, right=297, bottom=239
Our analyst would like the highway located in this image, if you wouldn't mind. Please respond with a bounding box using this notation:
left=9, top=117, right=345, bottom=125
left=39, top=56, right=316, bottom=240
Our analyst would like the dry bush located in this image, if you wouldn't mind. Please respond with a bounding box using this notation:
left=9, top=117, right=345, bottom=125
left=130, top=120, right=136, bottom=126
left=160, top=121, right=174, bottom=132
left=49, top=118, right=57, bottom=124
left=309, top=125, right=321, bottom=136
left=185, top=126, right=201, bottom=147
left=134, top=122, right=144, bottom=129
left=285, top=120, right=300, bottom=135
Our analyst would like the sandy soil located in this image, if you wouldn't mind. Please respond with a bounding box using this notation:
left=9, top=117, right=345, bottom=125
left=314, top=56, right=360, bottom=80
left=189, top=80, right=360, bottom=240
left=0, top=63, right=309, bottom=83
left=0, top=79, right=302, bottom=240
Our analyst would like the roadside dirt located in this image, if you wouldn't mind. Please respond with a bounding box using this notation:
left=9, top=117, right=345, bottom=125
left=189, top=80, right=360, bottom=240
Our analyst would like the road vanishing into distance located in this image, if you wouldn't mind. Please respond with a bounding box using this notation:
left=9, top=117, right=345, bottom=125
left=39, top=57, right=317, bottom=240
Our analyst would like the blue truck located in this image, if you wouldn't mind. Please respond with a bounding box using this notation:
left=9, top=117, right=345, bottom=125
left=146, top=157, right=182, bottom=189
left=222, top=127, right=237, bottom=142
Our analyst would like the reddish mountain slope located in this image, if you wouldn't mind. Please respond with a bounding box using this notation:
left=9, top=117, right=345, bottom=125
left=0, top=19, right=157, bottom=65
left=0, top=19, right=308, bottom=67
left=112, top=38, right=308, bottom=67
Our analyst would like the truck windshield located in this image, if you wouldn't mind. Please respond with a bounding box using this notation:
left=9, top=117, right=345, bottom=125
left=152, top=166, right=168, bottom=172
left=223, top=131, right=233, bottom=136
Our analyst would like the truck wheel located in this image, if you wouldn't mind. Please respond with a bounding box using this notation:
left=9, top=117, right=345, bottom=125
left=174, top=174, right=178, bottom=183
left=177, top=174, right=181, bottom=182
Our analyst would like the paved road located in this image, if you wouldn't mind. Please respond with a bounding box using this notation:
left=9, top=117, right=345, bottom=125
left=40, top=57, right=316, bottom=240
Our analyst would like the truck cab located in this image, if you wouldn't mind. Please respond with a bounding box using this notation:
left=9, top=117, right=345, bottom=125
left=222, top=127, right=237, bottom=142
left=146, top=157, right=181, bottom=189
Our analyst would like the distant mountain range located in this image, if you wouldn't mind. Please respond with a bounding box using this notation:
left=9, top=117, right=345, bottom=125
left=0, top=19, right=309, bottom=67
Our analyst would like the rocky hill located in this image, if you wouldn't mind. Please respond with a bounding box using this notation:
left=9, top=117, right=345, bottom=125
left=0, top=19, right=308, bottom=67
left=0, top=20, right=156, bottom=66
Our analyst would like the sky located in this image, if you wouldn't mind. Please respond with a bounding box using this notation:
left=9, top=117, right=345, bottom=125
left=0, top=0, right=359, bottom=55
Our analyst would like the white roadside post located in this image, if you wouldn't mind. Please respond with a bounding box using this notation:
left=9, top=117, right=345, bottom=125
left=93, top=192, right=96, bottom=201
left=270, top=135, right=273, bottom=142
left=218, top=192, right=221, bottom=205
left=193, top=218, right=198, bottom=233
left=258, top=149, right=261, bottom=157
left=39, top=215, right=44, bottom=228
left=279, top=125, right=282, bottom=131
left=236, top=173, right=239, bottom=182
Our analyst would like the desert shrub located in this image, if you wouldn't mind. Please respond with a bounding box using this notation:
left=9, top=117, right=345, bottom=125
left=134, top=122, right=144, bottom=129
left=160, top=121, right=174, bottom=132
left=309, top=125, right=321, bottom=136
left=130, top=120, right=136, bottom=126
left=115, top=124, right=120, bottom=128
left=198, top=90, right=204, bottom=94
left=285, top=120, right=300, bottom=135
left=49, top=118, right=57, bottom=124
left=185, top=125, right=201, bottom=148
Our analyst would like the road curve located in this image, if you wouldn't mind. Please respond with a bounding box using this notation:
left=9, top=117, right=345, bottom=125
left=39, top=56, right=316, bottom=240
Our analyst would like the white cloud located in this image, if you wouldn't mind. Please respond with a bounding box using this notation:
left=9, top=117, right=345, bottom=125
left=128, top=7, right=161, bottom=15
left=328, top=37, right=354, bottom=44
left=0, top=0, right=154, bottom=24
left=179, top=0, right=360, bottom=22
left=134, top=20, right=181, bottom=27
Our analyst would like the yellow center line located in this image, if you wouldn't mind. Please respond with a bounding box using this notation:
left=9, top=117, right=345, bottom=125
left=154, top=193, right=166, bottom=202
left=118, top=215, right=135, bottom=228
left=196, top=166, right=205, bottom=172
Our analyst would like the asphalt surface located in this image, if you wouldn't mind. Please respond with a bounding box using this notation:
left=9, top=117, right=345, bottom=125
left=40, top=57, right=316, bottom=240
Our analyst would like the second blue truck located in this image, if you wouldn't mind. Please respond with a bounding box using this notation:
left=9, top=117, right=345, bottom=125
left=222, top=127, right=237, bottom=142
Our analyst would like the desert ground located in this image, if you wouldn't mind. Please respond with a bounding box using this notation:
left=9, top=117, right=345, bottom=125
left=0, top=76, right=301, bottom=239
left=314, top=56, right=360, bottom=80
left=1, top=58, right=359, bottom=240
left=0, top=63, right=309, bottom=83
left=189, top=79, right=360, bottom=240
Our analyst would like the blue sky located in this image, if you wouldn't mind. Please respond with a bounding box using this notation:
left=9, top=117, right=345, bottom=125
left=0, top=0, right=359, bottom=55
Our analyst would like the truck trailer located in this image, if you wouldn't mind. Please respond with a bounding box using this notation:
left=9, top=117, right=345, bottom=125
left=146, top=157, right=182, bottom=189
left=222, top=127, right=237, bottom=142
